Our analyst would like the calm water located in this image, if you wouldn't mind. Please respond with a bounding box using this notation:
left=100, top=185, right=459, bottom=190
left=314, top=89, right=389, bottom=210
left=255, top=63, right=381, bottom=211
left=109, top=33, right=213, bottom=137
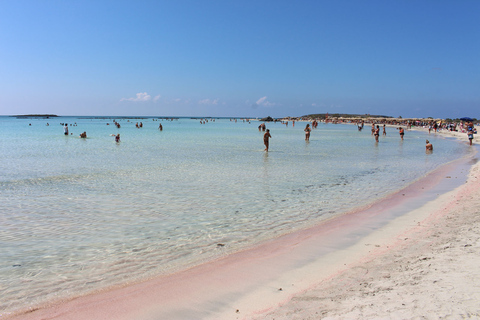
left=0, top=116, right=473, bottom=315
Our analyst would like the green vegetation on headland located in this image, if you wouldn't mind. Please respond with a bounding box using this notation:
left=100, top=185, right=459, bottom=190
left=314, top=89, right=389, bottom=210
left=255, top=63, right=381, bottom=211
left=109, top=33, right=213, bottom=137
left=12, top=114, right=58, bottom=118
left=260, top=114, right=476, bottom=122
left=260, top=114, right=391, bottom=122
left=302, top=113, right=392, bottom=119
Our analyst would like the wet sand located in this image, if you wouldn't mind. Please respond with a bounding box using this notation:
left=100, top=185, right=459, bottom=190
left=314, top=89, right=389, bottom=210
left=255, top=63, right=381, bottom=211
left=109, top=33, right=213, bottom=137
left=7, top=144, right=479, bottom=320
left=254, top=160, right=480, bottom=319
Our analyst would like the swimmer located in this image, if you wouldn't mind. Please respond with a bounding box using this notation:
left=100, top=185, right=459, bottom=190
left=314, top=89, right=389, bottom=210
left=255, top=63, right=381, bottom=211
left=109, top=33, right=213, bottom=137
left=115, top=134, right=120, bottom=142
left=80, top=131, right=87, bottom=138
left=426, top=139, right=433, bottom=151
left=264, top=129, right=272, bottom=152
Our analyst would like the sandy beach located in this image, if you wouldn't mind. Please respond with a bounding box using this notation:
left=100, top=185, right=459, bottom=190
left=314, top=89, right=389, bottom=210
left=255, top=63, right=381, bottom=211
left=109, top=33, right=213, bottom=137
left=254, top=162, right=480, bottom=319
left=6, top=130, right=479, bottom=320
left=249, top=129, right=480, bottom=320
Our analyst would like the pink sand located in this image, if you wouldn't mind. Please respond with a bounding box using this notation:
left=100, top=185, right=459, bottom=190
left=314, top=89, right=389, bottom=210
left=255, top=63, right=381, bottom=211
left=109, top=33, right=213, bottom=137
left=7, top=157, right=474, bottom=320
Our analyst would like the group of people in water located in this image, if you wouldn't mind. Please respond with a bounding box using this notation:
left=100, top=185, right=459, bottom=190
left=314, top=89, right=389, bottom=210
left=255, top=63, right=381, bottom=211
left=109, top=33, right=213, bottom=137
left=55, top=118, right=475, bottom=152
left=61, top=120, right=165, bottom=142
left=369, top=123, right=406, bottom=143
left=261, top=120, right=476, bottom=153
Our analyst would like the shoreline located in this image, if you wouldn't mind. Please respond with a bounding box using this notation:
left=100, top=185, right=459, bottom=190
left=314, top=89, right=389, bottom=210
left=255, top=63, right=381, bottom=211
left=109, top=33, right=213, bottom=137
left=254, top=153, right=480, bottom=319
left=6, top=145, right=478, bottom=319
left=250, top=129, right=480, bottom=320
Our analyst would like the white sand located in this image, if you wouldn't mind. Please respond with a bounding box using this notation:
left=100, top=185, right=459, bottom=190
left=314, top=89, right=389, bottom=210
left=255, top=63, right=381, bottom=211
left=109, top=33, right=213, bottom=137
left=411, top=125, right=479, bottom=144
left=250, top=158, right=480, bottom=319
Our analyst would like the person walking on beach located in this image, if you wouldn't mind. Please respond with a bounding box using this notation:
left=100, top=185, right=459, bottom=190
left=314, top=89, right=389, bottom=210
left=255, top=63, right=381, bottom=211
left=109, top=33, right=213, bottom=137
left=264, top=129, right=272, bottom=152
left=304, top=124, right=311, bottom=141
left=426, top=139, right=433, bottom=152
left=467, top=122, right=475, bottom=145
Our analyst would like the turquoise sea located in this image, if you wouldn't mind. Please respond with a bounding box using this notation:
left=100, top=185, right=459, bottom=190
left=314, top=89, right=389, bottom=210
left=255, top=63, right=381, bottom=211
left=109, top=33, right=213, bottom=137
left=0, top=116, right=474, bottom=316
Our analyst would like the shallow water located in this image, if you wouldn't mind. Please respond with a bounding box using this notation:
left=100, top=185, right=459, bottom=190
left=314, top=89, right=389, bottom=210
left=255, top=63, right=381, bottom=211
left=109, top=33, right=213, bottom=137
left=0, top=116, right=473, bottom=315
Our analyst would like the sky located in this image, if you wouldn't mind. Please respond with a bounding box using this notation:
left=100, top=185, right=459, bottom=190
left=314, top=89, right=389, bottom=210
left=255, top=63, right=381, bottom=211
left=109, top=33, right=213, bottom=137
left=0, top=0, right=479, bottom=119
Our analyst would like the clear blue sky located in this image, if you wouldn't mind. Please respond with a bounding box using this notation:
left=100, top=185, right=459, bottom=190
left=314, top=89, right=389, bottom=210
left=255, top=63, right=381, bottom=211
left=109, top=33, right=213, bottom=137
left=1, top=0, right=479, bottom=118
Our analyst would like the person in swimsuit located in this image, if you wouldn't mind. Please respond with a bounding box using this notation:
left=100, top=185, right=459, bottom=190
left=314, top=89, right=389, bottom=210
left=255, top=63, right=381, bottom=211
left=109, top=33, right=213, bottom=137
left=382, top=124, right=386, bottom=136
left=64, top=124, right=69, bottom=135
left=425, top=139, right=433, bottom=152
left=264, top=129, right=271, bottom=152
left=399, top=127, right=404, bottom=140
left=304, top=124, right=311, bottom=141
left=80, top=131, right=87, bottom=138
left=115, top=134, right=120, bottom=142
left=374, top=125, right=380, bottom=142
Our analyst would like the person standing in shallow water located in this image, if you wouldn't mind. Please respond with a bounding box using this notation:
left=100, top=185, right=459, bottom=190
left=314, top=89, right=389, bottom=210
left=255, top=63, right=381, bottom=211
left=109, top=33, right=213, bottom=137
left=399, top=127, right=405, bottom=140
left=304, top=124, right=311, bottom=141
left=374, top=125, right=380, bottom=142
left=264, top=129, right=271, bottom=152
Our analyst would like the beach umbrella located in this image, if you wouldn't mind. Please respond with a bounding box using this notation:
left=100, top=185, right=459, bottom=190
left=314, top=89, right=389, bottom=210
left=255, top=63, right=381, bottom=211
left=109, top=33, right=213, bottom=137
left=460, top=117, right=474, bottom=121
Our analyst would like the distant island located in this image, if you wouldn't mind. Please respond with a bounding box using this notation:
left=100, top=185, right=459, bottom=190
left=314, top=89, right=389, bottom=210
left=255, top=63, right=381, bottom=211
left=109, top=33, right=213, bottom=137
left=11, top=114, right=58, bottom=118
